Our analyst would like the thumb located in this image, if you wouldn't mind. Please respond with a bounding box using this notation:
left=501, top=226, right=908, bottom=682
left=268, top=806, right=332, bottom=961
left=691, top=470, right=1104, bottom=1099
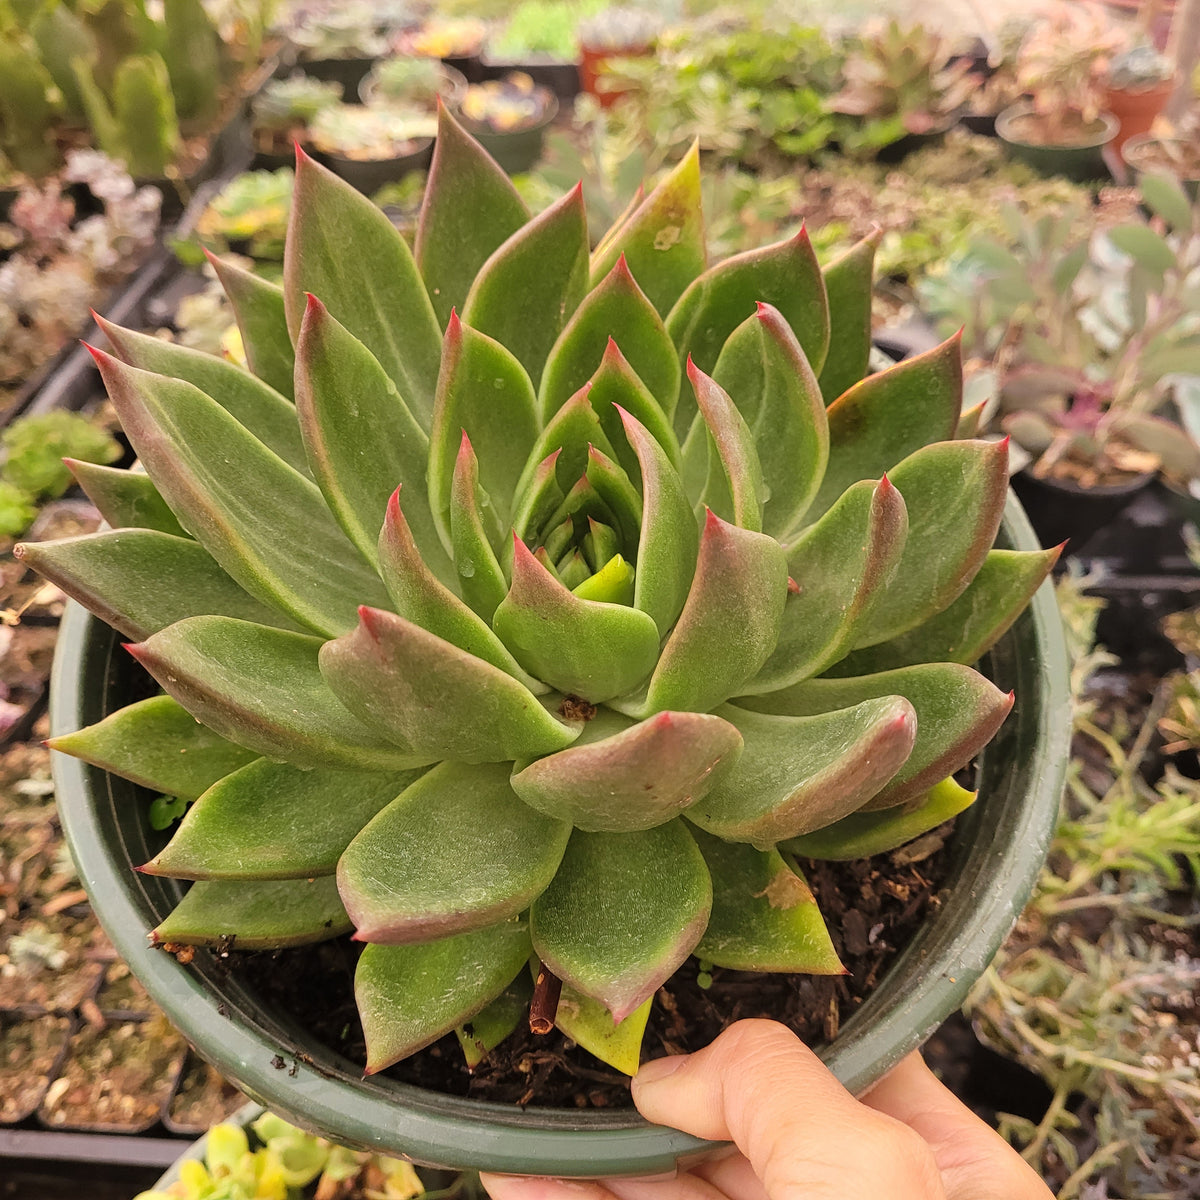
left=861, top=1053, right=1053, bottom=1200
left=631, top=1019, right=944, bottom=1200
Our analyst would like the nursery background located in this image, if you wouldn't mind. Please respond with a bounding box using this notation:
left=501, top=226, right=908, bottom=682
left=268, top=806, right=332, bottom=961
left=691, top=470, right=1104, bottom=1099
left=1, top=0, right=1199, bottom=1197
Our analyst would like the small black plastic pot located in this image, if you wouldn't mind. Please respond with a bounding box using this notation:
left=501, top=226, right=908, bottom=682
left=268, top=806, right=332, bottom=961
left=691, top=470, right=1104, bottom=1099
left=455, top=94, right=558, bottom=176
left=294, top=56, right=379, bottom=98
left=313, top=137, right=434, bottom=196
left=480, top=56, right=581, bottom=100
left=1008, top=467, right=1155, bottom=556
left=874, top=114, right=959, bottom=164
left=995, top=102, right=1118, bottom=182
left=49, top=493, right=1068, bottom=1176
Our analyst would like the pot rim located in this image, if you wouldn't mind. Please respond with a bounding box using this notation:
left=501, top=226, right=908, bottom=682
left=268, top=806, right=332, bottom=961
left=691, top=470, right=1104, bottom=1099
left=995, top=101, right=1119, bottom=151
left=1121, top=132, right=1200, bottom=176
left=49, top=492, right=1069, bottom=1176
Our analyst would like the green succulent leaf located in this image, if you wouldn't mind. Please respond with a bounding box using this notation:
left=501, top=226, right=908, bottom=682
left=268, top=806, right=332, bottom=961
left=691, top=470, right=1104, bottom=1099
left=585, top=444, right=643, bottom=549
left=320, top=607, right=582, bottom=762
left=742, top=476, right=907, bottom=694
left=540, top=254, right=681, bottom=425
left=665, top=228, right=829, bottom=440
left=14, top=530, right=300, bottom=641
left=1107, top=222, right=1176, bottom=276
left=356, top=916, right=531, bottom=1074
left=285, top=149, right=442, bottom=426
left=741, top=662, right=1013, bottom=810
left=67, top=461, right=189, bottom=539
left=555, top=983, right=652, bottom=1076
left=782, top=776, right=977, bottom=861
left=571, top=550, right=634, bottom=603
left=587, top=339, right=682, bottom=477
left=689, top=359, right=765, bottom=533
left=818, top=229, right=880, bottom=406
left=206, top=251, right=296, bottom=400
left=455, top=975, right=533, bottom=1070
left=831, top=546, right=1059, bottom=675
left=493, top=539, right=660, bottom=703
left=144, top=761, right=421, bottom=880
left=711, top=303, right=829, bottom=538
left=849, top=439, right=1010, bottom=648
left=429, top=313, right=540, bottom=553
left=296, top=295, right=450, bottom=580
left=339, top=762, right=569, bottom=942
left=47, top=694, right=257, bottom=801
left=462, top=184, right=590, bottom=389
left=531, top=821, right=712, bottom=1022
left=130, top=617, right=426, bottom=771
left=510, top=707, right=743, bottom=832
left=1138, top=173, right=1193, bottom=232
left=811, top=334, right=963, bottom=521
left=95, top=313, right=309, bottom=475
left=380, top=489, right=543, bottom=690
left=515, top=388, right=620, bottom=503
left=688, top=698, right=917, bottom=847
left=449, top=433, right=509, bottom=621
left=89, top=349, right=388, bottom=638
left=634, top=510, right=788, bottom=716
left=152, top=876, right=350, bottom=949
left=589, top=143, right=706, bottom=319
left=691, top=826, right=843, bottom=973
left=619, top=407, right=698, bottom=638
left=415, top=103, right=530, bottom=329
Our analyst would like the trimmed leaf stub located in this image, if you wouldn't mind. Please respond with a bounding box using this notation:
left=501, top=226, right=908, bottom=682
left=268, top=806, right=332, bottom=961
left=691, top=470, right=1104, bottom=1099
left=338, top=761, right=570, bottom=943
left=531, top=822, right=712, bottom=1021
left=356, top=916, right=531, bottom=1073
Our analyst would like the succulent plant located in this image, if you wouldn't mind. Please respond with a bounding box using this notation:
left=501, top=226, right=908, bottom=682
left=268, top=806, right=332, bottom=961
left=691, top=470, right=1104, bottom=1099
left=288, top=1, right=390, bottom=60
left=136, top=1111, right=425, bottom=1200
left=1107, top=42, right=1174, bottom=92
left=457, top=73, right=555, bottom=134
left=361, top=57, right=467, bottom=110
left=577, top=6, right=659, bottom=53
left=252, top=74, right=344, bottom=145
left=829, top=18, right=975, bottom=137
left=919, top=175, right=1200, bottom=488
left=403, top=17, right=487, bottom=60
left=1013, top=2, right=1127, bottom=142
left=309, top=103, right=435, bottom=160
left=25, top=110, right=1052, bottom=1076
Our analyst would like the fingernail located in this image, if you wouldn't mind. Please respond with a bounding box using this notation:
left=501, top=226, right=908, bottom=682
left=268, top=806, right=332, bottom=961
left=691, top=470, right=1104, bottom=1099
left=633, top=1053, right=689, bottom=1088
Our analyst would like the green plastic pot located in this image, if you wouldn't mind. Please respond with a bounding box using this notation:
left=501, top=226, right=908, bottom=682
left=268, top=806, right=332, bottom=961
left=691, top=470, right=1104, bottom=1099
left=49, top=493, right=1069, bottom=1178
left=995, top=102, right=1119, bottom=182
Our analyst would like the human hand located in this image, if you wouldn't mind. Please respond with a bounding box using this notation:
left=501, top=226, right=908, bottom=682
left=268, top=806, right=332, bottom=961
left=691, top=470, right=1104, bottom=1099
left=480, top=1019, right=1052, bottom=1200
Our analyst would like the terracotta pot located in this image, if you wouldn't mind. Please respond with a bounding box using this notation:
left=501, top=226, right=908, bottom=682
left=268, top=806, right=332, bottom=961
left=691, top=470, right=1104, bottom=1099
left=578, top=42, right=652, bottom=107
left=1104, top=77, right=1176, bottom=157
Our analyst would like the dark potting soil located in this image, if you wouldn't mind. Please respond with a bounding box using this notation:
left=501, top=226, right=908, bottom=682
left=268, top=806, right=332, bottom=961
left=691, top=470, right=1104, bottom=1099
left=233, top=829, right=955, bottom=1110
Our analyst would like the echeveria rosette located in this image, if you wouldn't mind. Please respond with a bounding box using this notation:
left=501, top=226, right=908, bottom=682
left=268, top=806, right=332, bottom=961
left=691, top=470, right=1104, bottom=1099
left=23, top=108, right=1059, bottom=1078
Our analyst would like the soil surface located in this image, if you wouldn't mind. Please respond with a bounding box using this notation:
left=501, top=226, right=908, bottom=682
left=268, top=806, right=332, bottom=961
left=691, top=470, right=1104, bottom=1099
left=237, top=830, right=955, bottom=1109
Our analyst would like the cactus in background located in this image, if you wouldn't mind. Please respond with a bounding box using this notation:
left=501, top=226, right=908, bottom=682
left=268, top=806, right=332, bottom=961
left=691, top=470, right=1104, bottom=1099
left=162, top=0, right=222, bottom=124
left=80, top=0, right=148, bottom=95
left=74, top=52, right=180, bottom=178
left=30, top=3, right=96, bottom=121
left=0, top=35, right=61, bottom=178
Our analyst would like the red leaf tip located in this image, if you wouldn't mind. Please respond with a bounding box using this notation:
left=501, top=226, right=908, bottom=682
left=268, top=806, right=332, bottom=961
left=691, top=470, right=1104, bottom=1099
left=82, top=341, right=109, bottom=365
left=702, top=506, right=722, bottom=532
left=304, top=292, right=322, bottom=316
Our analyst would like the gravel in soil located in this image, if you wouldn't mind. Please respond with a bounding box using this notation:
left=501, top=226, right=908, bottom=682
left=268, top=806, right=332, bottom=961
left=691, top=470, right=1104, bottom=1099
left=38, top=1017, right=186, bottom=1130
left=167, top=1054, right=247, bottom=1133
left=0, top=1014, right=71, bottom=1121
left=235, top=829, right=954, bottom=1109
